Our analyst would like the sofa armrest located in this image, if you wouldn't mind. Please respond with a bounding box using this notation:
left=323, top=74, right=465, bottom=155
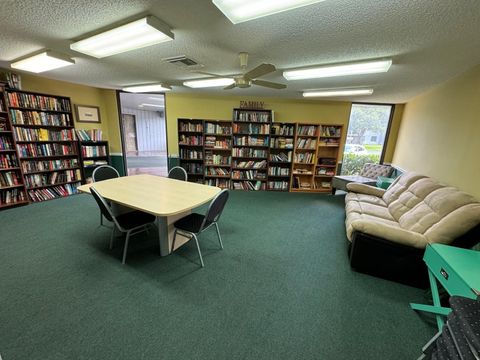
left=350, top=219, right=427, bottom=248
left=346, top=183, right=386, bottom=197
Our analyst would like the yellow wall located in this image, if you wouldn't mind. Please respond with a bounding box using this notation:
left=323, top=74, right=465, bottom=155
left=12, top=72, right=122, bottom=153
left=393, top=63, right=480, bottom=198
left=165, top=93, right=353, bottom=155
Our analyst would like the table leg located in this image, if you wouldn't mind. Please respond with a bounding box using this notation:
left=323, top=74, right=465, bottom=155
left=157, top=211, right=191, bottom=257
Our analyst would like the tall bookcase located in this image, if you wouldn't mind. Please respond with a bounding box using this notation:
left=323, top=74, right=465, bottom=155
left=315, top=125, right=343, bottom=192
left=77, top=140, right=109, bottom=183
left=268, top=122, right=295, bottom=191
left=6, top=89, right=82, bottom=202
left=178, top=118, right=204, bottom=183
left=204, top=120, right=232, bottom=189
left=231, top=109, right=271, bottom=191
left=290, top=124, right=320, bottom=192
left=0, top=84, right=28, bottom=209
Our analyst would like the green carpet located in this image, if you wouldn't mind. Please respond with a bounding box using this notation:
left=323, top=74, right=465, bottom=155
left=0, top=191, right=435, bottom=359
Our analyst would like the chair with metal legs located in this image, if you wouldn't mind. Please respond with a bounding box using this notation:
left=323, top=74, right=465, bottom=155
left=90, top=187, right=156, bottom=264
left=168, top=166, right=188, bottom=181
left=92, top=165, right=120, bottom=226
left=171, top=189, right=229, bottom=267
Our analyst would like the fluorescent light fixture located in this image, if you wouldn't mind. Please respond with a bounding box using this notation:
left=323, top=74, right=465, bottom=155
left=212, top=0, right=326, bottom=24
left=11, top=51, right=75, bottom=73
left=183, top=78, right=235, bottom=88
left=283, top=59, right=392, bottom=80
left=303, top=88, right=374, bottom=97
left=70, top=16, right=174, bottom=58
left=139, top=103, right=164, bottom=108
left=122, top=84, right=171, bottom=93
left=148, top=96, right=164, bottom=101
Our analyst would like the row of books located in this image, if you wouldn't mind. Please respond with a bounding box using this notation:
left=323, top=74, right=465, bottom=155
left=0, top=154, right=18, bottom=168
left=232, top=148, right=268, bottom=158
left=204, top=179, right=230, bottom=189
left=0, top=171, right=22, bottom=187
left=22, top=159, right=78, bottom=173
left=317, top=167, right=335, bottom=176
left=231, top=170, right=266, bottom=180
left=205, top=153, right=231, bottom=165
left=28, top=183, right=80, bottom=202
left=233, top=123, right=270, bottom=135
left=268, top=167, right=290, bottom=176
left=320, top=126, right=341, bottom=137
left=297, top=125, right=318, bottom=136
left=14, top=128, right=76, bottom=142
left=81, top=145, right=107, bottom=158
left=233, top=110, right=271, bottom=123
left=24, top=169, right=82, bottom=188
left=269, top=151, right=292, bottom=162
left=314, top=181, right=332, bottom=189
left=7, top=93, right=71, bottom=112
left=270, top=137, right=293, bottom=149
left=76, top=129, right=102, bottom=141
left=179, top=135, right=203, bottom=146
left=296, top=138, right=316, bottom=149
left=292, top=177, right=312, bottom=189
left=233, top=136, right=267, bottom=146
left=1, top=72, right=21, bottom=90
left=205, top=167, right=230, bottom=176
left=205, top=123, right=231, bottom=135
left=181, top=163, right=203, bottom=174
left=294, top=152, right=315, bottom=164
left=0, top=135, right=13, bottom=150
left=233, top=160, right=267, bottom=169
left=83, top=160, right=108, bottom=168
left=0, top=188, right=26, bottom=205
left=267, top=181, right=289, bottom=190
left=271, top=124, right=294, bottom=136
left=179, top=122, right=202, bottom=132
left=180, top=149, right=203, bottom=160
left=232, top=180, right=265, bottom=191
left=9, top=110, right=72, bottom=127
left=205, top=137, right=230, bottom=149
left=17, top=143, right=75, bottom=158
left=319, top=138, right=340, bottom=146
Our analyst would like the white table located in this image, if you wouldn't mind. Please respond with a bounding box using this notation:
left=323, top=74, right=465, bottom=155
left=78, top=174, right=221, bottom=256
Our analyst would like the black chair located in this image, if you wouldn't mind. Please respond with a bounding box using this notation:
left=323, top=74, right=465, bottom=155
left=168, top=166, right=188, bottom=181
left=90, top=187, right=156, bottom=264
left=171, top=189, right=229, bottom=267
left=92, top=165, right=120, bottom=226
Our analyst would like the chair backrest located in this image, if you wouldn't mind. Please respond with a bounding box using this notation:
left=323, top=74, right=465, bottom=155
left=360, top=163, right=393, bottom=179
left=203, top=189, right=229, bottom=228
left=168, top=166, right=188, bottom=181
left=92, top=165, right=120, bottom=182
left=90, top=187, right=115, bottom=223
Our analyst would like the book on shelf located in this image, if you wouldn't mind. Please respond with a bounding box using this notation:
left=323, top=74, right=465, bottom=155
left=269, top=151, right=292, bottom=162
left=179, top=121, right=203, bottom=132
left=7, top=92, right=71, bottom=112
left=0, top=188, right=26, bottom=205
left=10, top=110, right=72, bottom=127
left=1, top=72, right=22, bottom=90
left=76, top=129, right=103, bottom=141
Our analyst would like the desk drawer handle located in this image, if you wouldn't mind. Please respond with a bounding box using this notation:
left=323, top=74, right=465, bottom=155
left=440, top=268, right=449, bottom=280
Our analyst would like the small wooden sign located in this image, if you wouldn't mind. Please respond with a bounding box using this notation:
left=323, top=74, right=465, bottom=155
left=240, top=100, right=264, bottom=109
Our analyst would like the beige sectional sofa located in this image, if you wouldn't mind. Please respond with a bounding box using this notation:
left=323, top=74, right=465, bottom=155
left=345, top=172, right=480, bottom=287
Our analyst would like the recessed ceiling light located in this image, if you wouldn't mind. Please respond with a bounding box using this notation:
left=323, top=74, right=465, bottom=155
left=303, top=88, right=374, bottom=97
left=139, top=103, right=164, bottom=108
left=183, top=78, right=235, bottom=88
left=212, top=0, right=326, bottom=24
left=70, top=16, right=174, bottom=58
left=283, top=59, right=392, bottom=80
left=10, top=51, right=75, bottom=73
left=122, top=84, right=171, bottom=93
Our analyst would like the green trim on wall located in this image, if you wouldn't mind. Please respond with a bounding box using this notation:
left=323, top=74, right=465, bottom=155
left=110, top=155, right=126, bottom=176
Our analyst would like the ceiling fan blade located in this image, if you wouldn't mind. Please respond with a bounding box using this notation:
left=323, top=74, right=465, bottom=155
left=243, top=63, right=276, bottom=80
left=224, top=83, right=236, bottom=90
left=192, top=70, right=227, bottom=78
left=251, top=79, right=286, bottom=89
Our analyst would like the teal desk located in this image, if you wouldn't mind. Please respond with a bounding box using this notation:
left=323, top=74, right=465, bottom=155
left=410, top=244, right=480, bottom=330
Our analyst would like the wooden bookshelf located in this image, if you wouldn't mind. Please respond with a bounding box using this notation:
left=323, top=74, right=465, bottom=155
left=314, top=125, right=343, bottom=192
left=268, top=122, right=295, bottom=191
left=231, top=109, right=271, bottom=191
left=77, top=138, right=109, bottom=183
left=6, top=89, right=82, bottom=202
left=0, top=83, right=28, bottom=210
left=290, top=123, right=320, bottom=192
left=204, top=120, right=232, bottom=189
left=178, top=118, right=204, bottom=183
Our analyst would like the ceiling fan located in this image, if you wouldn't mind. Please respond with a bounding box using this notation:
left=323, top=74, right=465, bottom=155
left=196, top=52, right=286, bottom=90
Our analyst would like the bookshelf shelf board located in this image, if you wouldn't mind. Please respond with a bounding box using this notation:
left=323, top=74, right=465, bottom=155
left=26, top=180, right=81, bottom=190
left=0, top=130, right=13, bottom=134
left=0, top=110, right=8, bottom=114
left=232, top=145, right=269, bottom=148
left=8, top=106, right=71, bottom=114
left=16, top=140, right=76, bottom=144
left=205, top=164, right=231, bottom=167
left=296, top=134, right=318, bottom=138
left=78, top=141, right=108, bottom=145
left=270, top=134, right=294, bottom=138
left=0, top=149, right=16, bottom=153
left=318, top=145, right=340, bottom=148
left=293, top=162, right=315, bottom=165
left=316, top=164, right=336, bottom=167
left=319, top=135, right=341, bottom=139
left=315, top=175, right=334, bottom=178
left=179, top=158, right=203, bottom=161
left=0, top=184, right=25, bottom=190
left=0, top=167, right=21, bottom=171
left=0, top=200, right=29, bottom=209
left=268, top=161, right=291, bottom=164
left=204, top=133, right=232, bottom=136
left=25, top=167, right=80, bottom=175
left=82, top=156, right=108, bottom=160
left=204, top=175, right=230, bottom=179
left=270, top=147, right=294, bottom=150
left=292, top=173, right=313, bottom=176
left=267, top=175, right=290, bottom=178
left=11, top=124, right=74, bottom=129
left=179, top=144, right=203, bottom=147
left=232, top=167, right=267, bottom=170
left=20, top=154, right=78, bottom=160
left=205, top=147, right=231, bottom=151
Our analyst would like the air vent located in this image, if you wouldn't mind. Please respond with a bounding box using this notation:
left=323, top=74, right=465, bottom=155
left=162, top=55, right=200, bottom=67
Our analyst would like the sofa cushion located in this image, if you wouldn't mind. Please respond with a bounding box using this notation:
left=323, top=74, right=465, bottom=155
left=382, top=172, right=427, bottom=205
left=346, top=192, right=388, bottom=207
left=345, top=212, right=401, bottom=241
left=346, top=200, right=393, bottom=220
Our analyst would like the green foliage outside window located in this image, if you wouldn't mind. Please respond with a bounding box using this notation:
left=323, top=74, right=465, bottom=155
left=341, top=153, right=381, bottom=175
